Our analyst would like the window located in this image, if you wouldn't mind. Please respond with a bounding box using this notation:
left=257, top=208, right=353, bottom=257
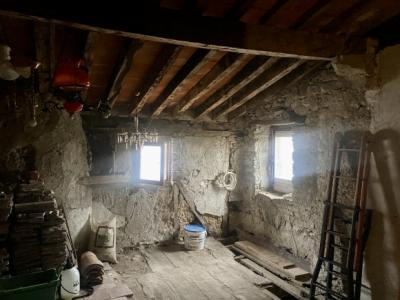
left=134, top=143, right=166, bottom=185
left=270, top=128, right=294, bottom=193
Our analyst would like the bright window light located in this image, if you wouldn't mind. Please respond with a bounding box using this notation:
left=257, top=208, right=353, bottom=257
left=274, top=133, right=293, bottom=181
left=140, top=145, right=161, bottom=181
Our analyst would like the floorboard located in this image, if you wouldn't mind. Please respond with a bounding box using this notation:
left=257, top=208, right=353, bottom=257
left=114, top=237, right=274, bottom=300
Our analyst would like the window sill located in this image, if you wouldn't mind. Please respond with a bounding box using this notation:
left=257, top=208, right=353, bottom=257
left=256, top=190, right=292, bottom=201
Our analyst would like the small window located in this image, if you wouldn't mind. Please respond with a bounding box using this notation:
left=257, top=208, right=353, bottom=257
left=137, top=143, right=165, bottom=184
left=270, top=128, right=294, bottom=193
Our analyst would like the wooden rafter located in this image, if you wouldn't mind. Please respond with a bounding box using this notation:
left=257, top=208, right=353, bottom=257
left=130, top=44, right=182, bottom=115
left=107, top=40, right=142, bottom=108
left=291, top=0, right=331, bottom=29
left=151, top=49, right=222, bottom=117
left=227, top=61, right=325, bottom=120
left=178, top=53, right=251, bottom=112
left=297, top=0, right=361, bottom=32
left=0, top=4, right=367, bottom=60
left=258, top=0, right=290, bottom=24
left=324, top=0, right=400, bottom=36
left=225, top=0, right=257, bottom=20
left=83, top=32, right=99, bottom=70
left=195, top=56, right=280, bottom=119
left=214, top=59, right=304, bottom=119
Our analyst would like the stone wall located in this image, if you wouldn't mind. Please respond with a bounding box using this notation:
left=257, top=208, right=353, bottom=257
left=231, top=66, right=370, bottom=267
left=83, top=118, right=236, bottom=249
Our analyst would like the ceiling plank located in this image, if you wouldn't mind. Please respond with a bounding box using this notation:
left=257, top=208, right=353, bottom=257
left=151, top=49, right=223, bottom=117
left=178, top=53, right=251, bottom=112
left=225, top=0, right=257, bottom=20
left=130, top=44, right=182, bottom=115
left=195, top=56, right=279, bottom=118
left=227, top=60, right=325, bottom=120
left=107, top=40, right=143, bottom=108
left=214, top=59, right=305, bottom=119
left=0, top=4, right=367, bottom=60
left=297, top=0, right=361, bottom=32
left=323, top=0, right=400, bottom=36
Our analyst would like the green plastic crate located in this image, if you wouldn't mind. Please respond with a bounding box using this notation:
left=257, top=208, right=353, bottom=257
left=0, top=269, right=59, bottom=300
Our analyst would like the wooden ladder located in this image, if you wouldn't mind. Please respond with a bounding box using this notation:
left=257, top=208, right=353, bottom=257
left=309, top=131, right=373, bottom=300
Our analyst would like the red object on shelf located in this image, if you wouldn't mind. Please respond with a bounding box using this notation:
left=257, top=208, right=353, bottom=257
left=64, top=102, right=83, bottom=113
left=53, top=59, right=90, bottom=91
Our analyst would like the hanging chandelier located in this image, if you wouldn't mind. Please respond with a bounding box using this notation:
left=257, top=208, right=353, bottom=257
left=116, top=116, right=158, bottom=150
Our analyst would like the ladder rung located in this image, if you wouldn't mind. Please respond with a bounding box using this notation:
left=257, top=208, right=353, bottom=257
left=334, top=175, right=357, bottom=180
left=325, top=230, right=351, bottom=239
left=337, top=148, right=360, bottom=152
left=326, top=269, right=349, bottom=279
left=331, top=243, right=349, bottom=252
left=333, top=215, right=352, bottom=224
left=320, top=257, right=348, bottom=270
left=312, top=282, right=348, bottom=299
left=327, top=202, right=356, bottom=210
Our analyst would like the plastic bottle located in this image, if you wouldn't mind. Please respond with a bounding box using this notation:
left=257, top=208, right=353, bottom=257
left=60, top=258, right=80, bottom=300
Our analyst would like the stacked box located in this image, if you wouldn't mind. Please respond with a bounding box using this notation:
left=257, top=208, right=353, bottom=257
left=10, top=182, right=67, bottom=274
left=0, top=192, right=12, bottom=277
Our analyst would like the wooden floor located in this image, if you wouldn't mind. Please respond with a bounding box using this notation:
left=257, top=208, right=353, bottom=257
left=116, top=237, right=274, bottom=300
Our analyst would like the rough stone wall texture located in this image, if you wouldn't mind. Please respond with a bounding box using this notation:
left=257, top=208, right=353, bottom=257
left=364, top=44, right=400, bottom=300
left=0, top=80, right=91, bottom=252
left=231, top=67, right=370, bottom=268
left=85, top=123, right=236, bottom=249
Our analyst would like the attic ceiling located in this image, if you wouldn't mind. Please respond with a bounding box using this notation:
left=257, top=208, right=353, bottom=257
left=0, top=0, right=399, bottom=122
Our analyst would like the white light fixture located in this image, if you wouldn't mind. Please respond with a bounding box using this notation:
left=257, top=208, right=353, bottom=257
left=116, top=115, right=158, bottom=150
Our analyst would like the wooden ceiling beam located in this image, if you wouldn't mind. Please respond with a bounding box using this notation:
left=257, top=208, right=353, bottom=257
left=227, top=61, right=325, bottom=120
left=214, top=59, right=305, bottom=119
left=107, top=40, right=143, bottom=108
left=178, top=53, right=251, bottom=112
left=150, top=49, right=212, bottom=117
left=195, top=56, right=279, bottom=119
left=130, top=44, right=182, bottom=115
left=0, top=3, right=367, bottom=60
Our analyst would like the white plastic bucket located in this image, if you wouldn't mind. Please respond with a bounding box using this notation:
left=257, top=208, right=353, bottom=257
left=184, top=224, right=207, bottom=250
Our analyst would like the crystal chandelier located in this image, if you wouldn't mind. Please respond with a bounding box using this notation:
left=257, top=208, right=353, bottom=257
left=116, top=116, right=158, bottom=150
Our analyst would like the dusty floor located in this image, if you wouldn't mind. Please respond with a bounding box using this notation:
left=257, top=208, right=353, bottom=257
left=113, top=237, right=274, bottom=299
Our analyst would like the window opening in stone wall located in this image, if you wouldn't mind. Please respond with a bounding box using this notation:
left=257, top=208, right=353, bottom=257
left=135, top=142, right=166, bottom=185
left=270, top=127, right=293, bottom=194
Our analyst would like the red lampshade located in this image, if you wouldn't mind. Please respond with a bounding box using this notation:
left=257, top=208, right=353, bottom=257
left=53, top=59, right=90, bottom=92
left=64, top=102, right=83, bottom=113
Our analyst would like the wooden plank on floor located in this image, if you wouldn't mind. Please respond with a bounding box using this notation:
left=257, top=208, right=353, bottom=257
left=234, top=241, right=310, bottom=281
left=205, top=237, right=235, bottom=260
left=222, top=260, right=271, bottom=286
left=235, top=241, right=295, bottom=269
left=125, top=278, right=147, bottom=300
left=179, top=266, right=236, bottom=300
left=158, top=269, right=209, bottom=300
left=137, top=272, right=180, bottom=299
left=238, top=258, right=309, bottom=299
left=83, top=283, right=133, bottom=300
left=140, top=247, right=176, bottom=272
left=205, top=263, right=272, bottom=300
